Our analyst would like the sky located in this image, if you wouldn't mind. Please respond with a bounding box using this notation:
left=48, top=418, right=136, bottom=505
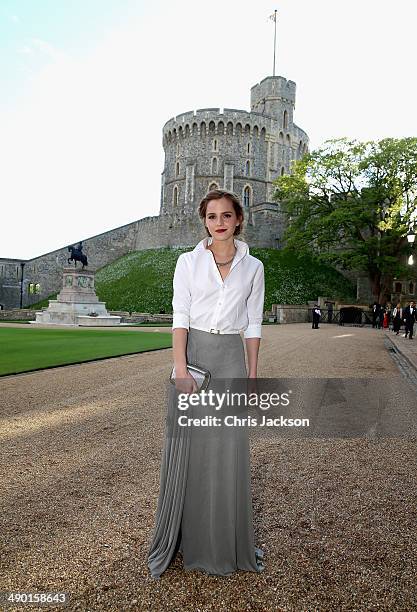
left=1, top=0, right=416, bottom=260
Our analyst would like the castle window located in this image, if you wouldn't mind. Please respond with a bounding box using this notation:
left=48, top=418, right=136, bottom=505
left=286, top=134, right=291, bottom=146
left=281, top=167, right=285, bottom=176
left=245, top=160, right=250, bottom=176
left=209, top=182, right=219, bottom=191
left=176, top=143, right=180, bottom=155
left=394, top=282, right=402, bottom=293
left=243, top=186, right=251, bottom=207
left=279, top=132, right=284, bottom=144
left=226, top=122, right=233, bottom=136
left=211, top=157, right=218, bottom=174
left=217, top=122, right=224, bottom=136
left=283, top=110, right=288, bottom=129
left=35, top=283, right=40, bottom=294
left=173, top=185, right=179, bottom=207
left=212, top=139, right=218, bottom=151
left=247, top=143, right=250, bottom=154
left=175, top=161, right=180, bottom=177
left=409, top=282, right=415, bottom=294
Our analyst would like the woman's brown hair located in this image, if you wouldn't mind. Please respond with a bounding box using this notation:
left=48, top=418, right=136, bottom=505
left=198, top=189, right=244, bottom=236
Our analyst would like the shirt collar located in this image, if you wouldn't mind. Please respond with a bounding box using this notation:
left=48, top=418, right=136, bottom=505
left=193, top=235, right=249, bottom=259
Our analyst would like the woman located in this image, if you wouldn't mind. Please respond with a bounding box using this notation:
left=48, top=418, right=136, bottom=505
left=147, top=189, right=265, bottom=578
left=392, top=302, right=402, bottom=335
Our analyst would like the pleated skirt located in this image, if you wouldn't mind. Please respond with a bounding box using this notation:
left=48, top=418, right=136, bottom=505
left=147, top=328, right=265, bottom=578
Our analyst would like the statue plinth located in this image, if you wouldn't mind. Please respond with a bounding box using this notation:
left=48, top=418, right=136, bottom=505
left=31, top=267, right=121, bottom=326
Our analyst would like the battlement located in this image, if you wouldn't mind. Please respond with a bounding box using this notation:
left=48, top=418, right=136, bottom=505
left=251, top=76, right=296, bottom=103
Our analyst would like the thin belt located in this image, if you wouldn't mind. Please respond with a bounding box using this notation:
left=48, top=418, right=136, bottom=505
left=190, top=325, right=241, bottom=335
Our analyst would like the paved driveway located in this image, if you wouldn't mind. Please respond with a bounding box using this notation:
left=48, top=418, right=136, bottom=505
left=1, top=324, right=416, bottom=611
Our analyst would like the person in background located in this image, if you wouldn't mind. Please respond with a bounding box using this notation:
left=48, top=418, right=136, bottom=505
left=392, top=302, right=402, bottom=335
left=377, top=304, right=385, bottom=329
left=371, top=302, right=380, bottom=328
left=312, top=304, right=321, bottom=329
left=403, top=300, right=416, bottom=339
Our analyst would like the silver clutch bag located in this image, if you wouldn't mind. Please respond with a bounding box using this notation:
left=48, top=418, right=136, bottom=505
left=169, top=363, right=211, bottom=392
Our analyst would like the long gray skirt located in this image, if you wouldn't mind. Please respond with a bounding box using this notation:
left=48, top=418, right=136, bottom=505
left=147, top=327, right=264, bottom=578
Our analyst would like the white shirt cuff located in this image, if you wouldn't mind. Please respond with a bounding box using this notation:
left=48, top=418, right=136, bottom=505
left=172, top=312, right=190, bottom=330
left=244, top=324, right=262, bottom=339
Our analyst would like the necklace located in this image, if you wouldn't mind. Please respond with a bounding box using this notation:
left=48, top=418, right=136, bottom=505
left=213, top=247, right=236, bottom=267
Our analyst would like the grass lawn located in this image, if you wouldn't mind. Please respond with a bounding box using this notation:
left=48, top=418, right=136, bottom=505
left=0, top=327, right=172, bottom=376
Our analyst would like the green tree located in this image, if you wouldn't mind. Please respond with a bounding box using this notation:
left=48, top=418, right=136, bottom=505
left=274, top=137, right=417, bottom=302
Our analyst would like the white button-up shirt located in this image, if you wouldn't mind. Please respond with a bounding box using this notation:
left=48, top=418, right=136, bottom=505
left=172, top=236, right=265, bottom=338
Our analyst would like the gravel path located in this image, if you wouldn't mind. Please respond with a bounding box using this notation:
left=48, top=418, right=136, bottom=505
left=1, top=324, right=416, bottom=611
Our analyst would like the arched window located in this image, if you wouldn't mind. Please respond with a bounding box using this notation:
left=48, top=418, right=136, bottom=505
left=209, top=182, right=219, bottom=191
left=283, top=110, right=288, bottom=129
left=245, top=160, right=250, bottom=176
left=247, top=142, right=250, bottom=154
left=217, top=122, right=224, bottom=136
left=243, top=186, right=251, bottom=207
left=212, top=138, right=218, bottom=151
left=286, top=134, right=291, bottom=146
left=281, top=166, right=285, bottom=176
left=35, top=283, right=40, bottom=294
left=175, top=161, right=179, bottom=177
left=173, top=185, right=178, bottom=207
left=211, top=157, right=218, bottom=174
left=409, top=282, right=415, bottom=294
left=226, top=122, right=233, bottom=135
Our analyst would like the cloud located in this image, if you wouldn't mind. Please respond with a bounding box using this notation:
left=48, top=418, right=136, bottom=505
left=18, top=45, right=33, bottom=55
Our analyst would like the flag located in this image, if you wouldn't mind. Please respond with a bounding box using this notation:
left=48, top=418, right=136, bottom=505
left=269, top=12, right=277, bottom=22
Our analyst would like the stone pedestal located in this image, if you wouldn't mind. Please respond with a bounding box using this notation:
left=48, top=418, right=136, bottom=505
left=31, top=267, right=121, bottom=326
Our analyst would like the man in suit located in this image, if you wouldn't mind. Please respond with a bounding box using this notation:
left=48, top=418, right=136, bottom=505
left=371, top=302, right=380, bottom=328
left=312, top=305, right=321, bottom=329
left=403, top=300, right=416, bottom=339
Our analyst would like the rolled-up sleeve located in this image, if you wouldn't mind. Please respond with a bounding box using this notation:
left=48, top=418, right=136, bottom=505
left=244, top=262, right=265, bottom=339
left=172, top=254, right=191, bottom=330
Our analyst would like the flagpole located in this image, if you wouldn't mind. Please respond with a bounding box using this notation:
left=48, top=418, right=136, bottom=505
left=273, top=9, right=277, bottom=76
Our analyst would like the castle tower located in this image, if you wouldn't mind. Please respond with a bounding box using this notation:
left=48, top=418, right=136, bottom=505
left=160, top=76, right=308, bottom=222
left=250, top=76, right=296, bottom=130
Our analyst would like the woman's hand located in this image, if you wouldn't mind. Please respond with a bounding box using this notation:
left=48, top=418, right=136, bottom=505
left=174, top=369, right=198, bottom=395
